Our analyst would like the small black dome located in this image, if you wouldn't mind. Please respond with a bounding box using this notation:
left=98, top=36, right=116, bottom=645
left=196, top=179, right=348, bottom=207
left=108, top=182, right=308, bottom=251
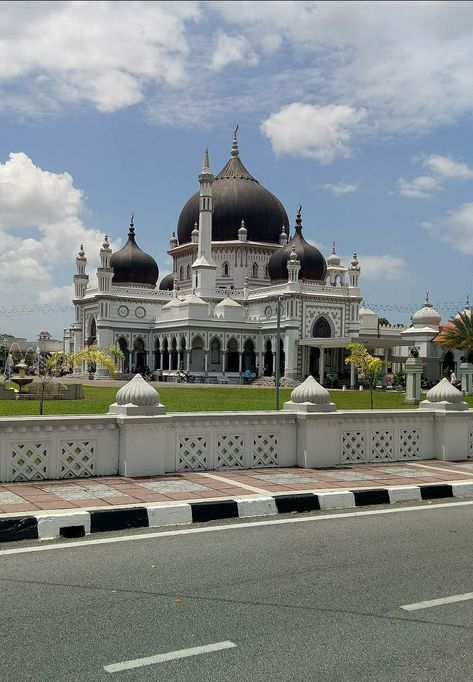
left=159, top=273, right=174, bottom=290
left=177, top=134, right=289, bottom=245
left=110, top=221, right=158, bottom=288
left=268, top=207, right=327, bottom=283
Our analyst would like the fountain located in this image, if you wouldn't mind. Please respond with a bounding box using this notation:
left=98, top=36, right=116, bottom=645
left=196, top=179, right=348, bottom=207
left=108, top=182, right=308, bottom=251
left=10, top=358, right=34, bottom=395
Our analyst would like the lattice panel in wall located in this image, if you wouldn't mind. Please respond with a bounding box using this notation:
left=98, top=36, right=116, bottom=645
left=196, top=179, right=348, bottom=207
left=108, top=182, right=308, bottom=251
left=252, top=433, right=279, bottom=467
left=177, top=435, right=208, bottom=471
left=399, top=429, right=420, bottom=459
left=60, top=440, right=96, bottom=478
left=469, top=428, right=473, bottom=459
left=370, top=430, right=394, bottom=462
left=216, top=434, right=244, bottom=469
left=10, top=442, right=48, bottom=481
left=341, top=431, right=367, bottom=464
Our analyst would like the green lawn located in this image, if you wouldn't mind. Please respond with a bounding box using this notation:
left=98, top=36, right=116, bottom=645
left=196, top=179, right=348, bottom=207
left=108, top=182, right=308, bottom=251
left=0, top=384, right=468, bottom=416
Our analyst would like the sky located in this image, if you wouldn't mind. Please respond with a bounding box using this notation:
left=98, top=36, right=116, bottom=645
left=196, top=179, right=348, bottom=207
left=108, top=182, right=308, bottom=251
left=1, top=0, right=473, bottom=339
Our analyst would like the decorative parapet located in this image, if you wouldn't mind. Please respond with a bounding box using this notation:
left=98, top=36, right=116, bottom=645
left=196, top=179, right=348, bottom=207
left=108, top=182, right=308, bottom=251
left=419, top=377, right=469, bottom=412
left=283, top=375, right=336, bottom=413
left=108, top=374, right=166, bottom=416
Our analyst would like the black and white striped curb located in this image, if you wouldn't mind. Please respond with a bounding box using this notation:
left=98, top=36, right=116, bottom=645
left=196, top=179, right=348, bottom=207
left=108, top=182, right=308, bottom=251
left=1, top=481, right=473, bottom=543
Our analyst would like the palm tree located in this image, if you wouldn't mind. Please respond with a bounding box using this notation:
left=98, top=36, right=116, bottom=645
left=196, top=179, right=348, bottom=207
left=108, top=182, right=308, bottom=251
left=435, top=311, right=473, bottom=360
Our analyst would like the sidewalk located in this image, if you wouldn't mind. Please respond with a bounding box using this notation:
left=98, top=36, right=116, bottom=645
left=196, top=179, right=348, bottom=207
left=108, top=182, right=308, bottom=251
left=1, top=460, right=473, bottom=515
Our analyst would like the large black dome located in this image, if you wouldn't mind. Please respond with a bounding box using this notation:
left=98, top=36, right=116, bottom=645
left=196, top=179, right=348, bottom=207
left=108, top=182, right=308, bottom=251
left=177, top=135, right=289, bottom=245
left=268, top=207, right=327, bottom=283
left=111, top=221, right=158, bottom=288
left=159, top=272, right=174, bottom=290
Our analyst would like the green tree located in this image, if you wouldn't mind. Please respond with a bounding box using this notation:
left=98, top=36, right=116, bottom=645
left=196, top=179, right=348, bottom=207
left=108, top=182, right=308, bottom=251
left=435, top=312, right=473, bottom=359
left=37, top=346, right=123, bottom=415
left=378, top=317, right=390, bottom=327
left=345, top=342, right=385, bottom=409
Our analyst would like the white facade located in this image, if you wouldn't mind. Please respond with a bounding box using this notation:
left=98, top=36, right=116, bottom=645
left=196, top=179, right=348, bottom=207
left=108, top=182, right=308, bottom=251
left=65, top=139, right=364, bottom=385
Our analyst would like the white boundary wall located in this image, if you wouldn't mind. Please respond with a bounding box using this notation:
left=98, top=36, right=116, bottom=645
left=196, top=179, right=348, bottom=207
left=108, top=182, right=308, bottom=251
left=0, top=408, right=473, bottom=482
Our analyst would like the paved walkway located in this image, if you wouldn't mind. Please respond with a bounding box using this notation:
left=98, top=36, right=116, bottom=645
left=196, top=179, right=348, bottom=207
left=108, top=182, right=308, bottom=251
left=1, top=460, right=473, bottom=515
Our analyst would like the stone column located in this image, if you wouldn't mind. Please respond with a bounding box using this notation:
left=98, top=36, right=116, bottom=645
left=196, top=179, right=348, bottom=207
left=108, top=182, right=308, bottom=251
left=186, top=350, right=191, bottom=372
left=459, top=362, right=473, bottom=395
left=318, top=348, right=325, bottom=385
left=204, top=351, right=208, bottom=373
left=350, top=362, right=356, bottom=389
left=222, top=350, right=227, bottom=374
left=404, top=353, right=423, bottom=404
left=238, top=352, right=243, bottom=374
left=178, top=350, right=182, bottom=370
left=159, top=351, right=163, bottom=370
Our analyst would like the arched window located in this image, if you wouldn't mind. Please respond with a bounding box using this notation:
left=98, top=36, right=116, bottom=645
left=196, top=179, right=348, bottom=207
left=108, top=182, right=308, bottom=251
left=222, top=262, right=229, bottom=277
left=210, top=337, right=221, bottom=364
left=265, top=264, right=269, bottom=278
left=186, top=264, right=191, bottom=279
left=313, top=317, right=331, bottom=338
left=179, top=265, right=183, bottom=280
left=252, top=262, right=258, bottom=278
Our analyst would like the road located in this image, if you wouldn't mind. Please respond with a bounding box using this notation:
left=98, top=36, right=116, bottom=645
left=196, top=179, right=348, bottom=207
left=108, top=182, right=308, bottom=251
left=1, top=502, right=473, bottom=681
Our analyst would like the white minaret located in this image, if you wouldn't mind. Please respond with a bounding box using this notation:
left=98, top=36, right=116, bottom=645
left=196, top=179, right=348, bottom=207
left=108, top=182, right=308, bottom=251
left=348, top=252, right=360, bottom=291
left=74, top=245, right=88, bottom=298
left=97, top=235, right=113, bottom=292
left=192, top=149, right=217, bottom=295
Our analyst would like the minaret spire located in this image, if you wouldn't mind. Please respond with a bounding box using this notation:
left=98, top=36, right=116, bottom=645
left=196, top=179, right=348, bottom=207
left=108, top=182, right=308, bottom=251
left=295, top=204, right=303, bottom=234
left=202, top=149, right=210, bottom=173
left=192, top=149, right=217, bottom=294
left=231, top=123, right=239, bottom=158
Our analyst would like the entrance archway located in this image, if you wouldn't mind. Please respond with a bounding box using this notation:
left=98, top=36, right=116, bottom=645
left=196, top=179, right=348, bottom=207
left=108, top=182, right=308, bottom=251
left=162, top=338, right=169, bottom=370
left=309, top=317, right=331, bottom=380
left=133, top=338, right=146, bottom=373
left=264, top=339, right=273, bottom=376
left=226, top=338, right=239, bottom=372
left=191, top=335, right=205, bottom=372
left=170, top=337, right=178, bottom=370
left=243, top=338, right=256, bottom=372
left=117, top=337, right=129, bottom=373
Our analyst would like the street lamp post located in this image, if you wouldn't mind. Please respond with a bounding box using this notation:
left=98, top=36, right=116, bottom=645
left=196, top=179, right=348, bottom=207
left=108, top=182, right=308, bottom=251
left=275, top=295, right=281, bottom=410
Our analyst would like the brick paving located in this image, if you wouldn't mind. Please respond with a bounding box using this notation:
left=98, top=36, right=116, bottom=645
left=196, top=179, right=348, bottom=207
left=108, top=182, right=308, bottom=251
left=1, top=460, right=473, bottom=515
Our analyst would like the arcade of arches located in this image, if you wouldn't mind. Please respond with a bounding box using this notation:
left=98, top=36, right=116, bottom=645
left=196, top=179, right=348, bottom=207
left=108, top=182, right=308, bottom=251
left=114, top=335, right=286, bottom=376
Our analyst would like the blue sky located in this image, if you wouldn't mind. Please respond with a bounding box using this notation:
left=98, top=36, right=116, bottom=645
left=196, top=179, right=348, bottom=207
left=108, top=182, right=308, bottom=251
left=1, top=1, right=473, bottom=338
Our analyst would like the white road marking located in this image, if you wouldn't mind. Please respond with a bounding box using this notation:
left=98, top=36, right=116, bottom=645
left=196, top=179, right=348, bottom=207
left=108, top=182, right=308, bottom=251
left=201, top=471, right=269, bottom=494
left=103, top=641, right=236, bottom=673
left=2, top=499, right=473, bottom=556
left=406, top=462, right=473, bottom=477
left=401, top=592, right=473, bottom=611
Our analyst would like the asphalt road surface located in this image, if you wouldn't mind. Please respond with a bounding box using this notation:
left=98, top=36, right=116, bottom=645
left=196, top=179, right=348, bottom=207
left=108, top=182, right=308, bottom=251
left=1, top=501, right=473, bottom=681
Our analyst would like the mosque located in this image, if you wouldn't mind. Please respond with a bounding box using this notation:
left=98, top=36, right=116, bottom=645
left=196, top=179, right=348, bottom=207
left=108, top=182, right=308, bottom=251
left=63, top=131, right=463, bottom=386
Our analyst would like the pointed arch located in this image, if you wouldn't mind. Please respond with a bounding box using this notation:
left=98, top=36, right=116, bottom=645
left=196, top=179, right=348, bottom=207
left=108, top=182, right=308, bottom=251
left=312, top=316, right=332, bottom=338
left=226, top=336, right=239, bottom=372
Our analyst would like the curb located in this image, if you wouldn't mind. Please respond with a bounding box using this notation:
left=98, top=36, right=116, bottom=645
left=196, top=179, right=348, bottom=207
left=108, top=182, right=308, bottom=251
left=1, top=481, right=472, bottom=544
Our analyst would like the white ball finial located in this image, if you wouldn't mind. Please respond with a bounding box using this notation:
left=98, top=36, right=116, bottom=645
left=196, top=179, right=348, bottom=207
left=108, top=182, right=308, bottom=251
left=419, top=377, right=469, bottom=411
left=284, top=375, right=336, bottom=412
left=109, top=374, right=166, bottom=415
left=425, top=378, right=463, bottom=403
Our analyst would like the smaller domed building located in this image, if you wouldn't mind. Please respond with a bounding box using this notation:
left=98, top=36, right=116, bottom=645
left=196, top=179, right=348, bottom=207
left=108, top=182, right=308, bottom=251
left=65, top=131, right=366, bottom=385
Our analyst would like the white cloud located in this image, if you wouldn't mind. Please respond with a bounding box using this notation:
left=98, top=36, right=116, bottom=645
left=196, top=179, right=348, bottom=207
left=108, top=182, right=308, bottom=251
left=211, top=32, right=258, bottom=71
left=356, top=255, right=408, bottom=281
left=0, top=152, right=106, bottom=306
left=422, top=154, right=473, bottom=179
left=261, top=103, right=367, bottom=163
left=0, top=1, right=199, bottom=112
left=211, top=1, right=473, bottom=134
left=398, top=175, right=443, bottom=199
left=324, top=182, right=358, bottom=195
left=399, top=153, right=473, bottom=198
left=423, top=202, right=473, bottom=254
